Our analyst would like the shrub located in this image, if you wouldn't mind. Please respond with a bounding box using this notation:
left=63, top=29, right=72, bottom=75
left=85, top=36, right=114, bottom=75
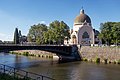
left=29, top=54, right=34, bottom=56
left=38, top=55, right=40, bottom=57
left=82, top=58, right=88, bottom=61
left=23, top=52, right=29, bottom=56
left=46, top=55, right=48, bottom=58
left=104, top=59, right=108, bottom=64
left=96, top=58, right=100, bottom=63
left=117, top=59, right=120, bottom=64
left=109, top=61, right=111, bottom=64
left=18, top=53, right=21, bottom=55
left=113, top=61, right=116, bottom=64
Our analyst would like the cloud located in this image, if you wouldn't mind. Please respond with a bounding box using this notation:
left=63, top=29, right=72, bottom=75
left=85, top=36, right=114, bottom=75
left=0, top=33, right=13, bottom=41
left=34, top=21, right=49, bottom=26
left=40, top=21, right=49, bottom=26
left=40, top=21, right=46, bottom=24
left=0, top=33, right=6, bottom=36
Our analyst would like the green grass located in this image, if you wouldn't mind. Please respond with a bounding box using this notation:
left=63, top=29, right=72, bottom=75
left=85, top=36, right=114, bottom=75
left=0, top=73, right=30, bottom=80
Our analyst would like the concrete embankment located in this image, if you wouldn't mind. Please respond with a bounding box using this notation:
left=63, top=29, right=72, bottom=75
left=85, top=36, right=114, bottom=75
left=79, top=46, right=120, bottom=64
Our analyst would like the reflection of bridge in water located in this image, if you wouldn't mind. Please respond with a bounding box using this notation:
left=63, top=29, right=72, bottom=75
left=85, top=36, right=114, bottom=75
left=0, top=44, right=81, bottom=62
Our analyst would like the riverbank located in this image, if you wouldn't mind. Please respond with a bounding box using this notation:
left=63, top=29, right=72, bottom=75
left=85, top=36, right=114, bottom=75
left=79, top=46, right=120, bottom=64
left=10, top=50, right=58, bottom=59
left=0, top=73, right=27, bottom=80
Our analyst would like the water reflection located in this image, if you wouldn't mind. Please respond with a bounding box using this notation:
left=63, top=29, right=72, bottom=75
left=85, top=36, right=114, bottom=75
left=0, top=52, right=120, bottom=80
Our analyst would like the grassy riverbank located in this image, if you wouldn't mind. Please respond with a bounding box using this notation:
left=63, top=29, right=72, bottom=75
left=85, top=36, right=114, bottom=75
left=10, top=50, right=54, bottom=59
left=0, top=73, right=29, bottom=80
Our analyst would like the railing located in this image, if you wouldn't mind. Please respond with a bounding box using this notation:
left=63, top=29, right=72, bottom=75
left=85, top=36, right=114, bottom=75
left=0, top=43, right=68, bottom=46
left=0, top=64, right=55, bottom=80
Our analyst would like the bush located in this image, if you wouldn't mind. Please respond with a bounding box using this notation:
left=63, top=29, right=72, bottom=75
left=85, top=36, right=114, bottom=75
left=23, top=52, right=29, bottom=56
left=117, top=59, right=120, bottom=64
left=113, top=61, right=116, bottom=64
left=82, top=58, right=88, bottom=61
left=10, top=51, right=17, bottom=54
left=104, top=59, right=108, bottom=64
left=38, top=55, right=40, bottom=57
left=96, top=58, right=100, bottom=63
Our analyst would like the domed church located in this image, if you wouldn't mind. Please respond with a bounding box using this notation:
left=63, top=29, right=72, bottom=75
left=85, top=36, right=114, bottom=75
left=65, top=9, right=96, bottom=46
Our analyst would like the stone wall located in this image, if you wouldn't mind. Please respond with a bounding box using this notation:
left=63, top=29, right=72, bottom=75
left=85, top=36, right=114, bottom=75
left=79, top=46, right=120, bottom=62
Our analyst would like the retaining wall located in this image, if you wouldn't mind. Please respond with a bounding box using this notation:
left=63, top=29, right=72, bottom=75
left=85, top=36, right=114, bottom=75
left=79, top=46, right=120, bottom=62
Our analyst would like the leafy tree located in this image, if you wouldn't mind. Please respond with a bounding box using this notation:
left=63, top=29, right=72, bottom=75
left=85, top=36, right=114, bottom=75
left=27, top=24, right=47, bottom=44
left=27, top=20, right=70, bottom=45
left=49, top=20, right=70, bottom=44
left=112, top=23, right=120, bottom=44
left=99, top=22, right=120, bottom=45
left=14, top=28, right=19, bottom=44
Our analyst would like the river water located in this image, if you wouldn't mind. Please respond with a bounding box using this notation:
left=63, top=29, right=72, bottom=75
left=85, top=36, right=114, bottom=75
left=0, top=52, right=120, bottom=80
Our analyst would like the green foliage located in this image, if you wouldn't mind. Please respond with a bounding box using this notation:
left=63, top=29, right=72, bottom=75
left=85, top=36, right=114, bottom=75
left=27, top=20, right=70, bottom=44
left=10, top=51, right=18, bottom=54
left=23, top=52, right=29, bottom=56
left=13, top=28, right=19, bottom=44
left=95, top=58, right=100, bottom=63
left=104, top=58, right=108, bottom=64
left=113, top=61, right=116, bottom=64
left=99, top=22, right=120, bottom=45
left=47, top=20, right=70, bottom=44
left=117, top=59, right=120, bottom=64
left=82, top=58, right=88, bottom=61
left=27, top=24, right=48, bottom=44
left=0, top=73, right=30, bottom=80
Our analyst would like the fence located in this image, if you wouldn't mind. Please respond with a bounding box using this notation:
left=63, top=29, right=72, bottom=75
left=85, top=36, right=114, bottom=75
left=0, top=64, right=55, bottom=80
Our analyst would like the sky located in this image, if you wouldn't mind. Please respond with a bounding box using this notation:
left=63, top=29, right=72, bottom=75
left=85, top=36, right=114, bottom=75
left=0, top=0, right=120, bottom=41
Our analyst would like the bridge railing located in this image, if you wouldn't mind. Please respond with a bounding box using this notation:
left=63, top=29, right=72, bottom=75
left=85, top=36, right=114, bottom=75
left=0, top=64, right=55, bottom=80
left=0, top=44, right=65, bottom=46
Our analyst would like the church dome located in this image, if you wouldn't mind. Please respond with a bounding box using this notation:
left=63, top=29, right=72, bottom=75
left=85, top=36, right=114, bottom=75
left=74, top=9, right=91, bottom=25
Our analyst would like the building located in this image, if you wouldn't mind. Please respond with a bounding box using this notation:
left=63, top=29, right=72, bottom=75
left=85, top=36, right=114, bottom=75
left=0, top=40, right=3, bottom=44
left=18, top=30, right=27, bottom=44
left=64, top=9, right=99, bottom=46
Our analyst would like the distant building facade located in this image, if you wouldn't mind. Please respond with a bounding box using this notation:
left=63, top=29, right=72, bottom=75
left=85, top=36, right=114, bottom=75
left=64, top=9, right=99, bottom=46
left=18, top=30, right=27, bottom=44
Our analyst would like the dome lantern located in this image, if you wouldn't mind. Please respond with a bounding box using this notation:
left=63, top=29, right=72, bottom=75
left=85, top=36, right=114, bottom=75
left=80, top=9, right=84, bottom=14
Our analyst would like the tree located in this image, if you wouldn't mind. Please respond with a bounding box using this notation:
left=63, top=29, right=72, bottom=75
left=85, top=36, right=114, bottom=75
left=14, top=28, right=19, bottom=44
left=112, top=24, right=120, bottom=45
left=99, top=22, right=120, bottom=45
left=27, top=24, right=48, bottom=44
left=27, top=20, right=70, bottom=45
left=48, top=20, right=70, bottom=44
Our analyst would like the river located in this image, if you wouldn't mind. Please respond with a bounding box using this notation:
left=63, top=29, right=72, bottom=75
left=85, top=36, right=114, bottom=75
left=0, top=52, right=120, bottom=80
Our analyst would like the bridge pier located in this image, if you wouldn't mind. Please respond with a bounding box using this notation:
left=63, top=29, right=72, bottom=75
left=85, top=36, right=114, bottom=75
left=58, top=45, right=81, bottom=62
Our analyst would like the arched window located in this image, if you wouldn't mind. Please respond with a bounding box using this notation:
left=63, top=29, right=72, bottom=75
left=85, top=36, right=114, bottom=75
left=82, top=31, right=89, bottom=39
left=72, top=35, right=77, bottom=44
left=72, top=35, right=76, bottom=39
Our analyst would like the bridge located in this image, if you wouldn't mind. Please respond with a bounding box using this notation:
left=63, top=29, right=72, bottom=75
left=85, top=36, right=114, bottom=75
left=0, top=44, right=81, bottom=61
